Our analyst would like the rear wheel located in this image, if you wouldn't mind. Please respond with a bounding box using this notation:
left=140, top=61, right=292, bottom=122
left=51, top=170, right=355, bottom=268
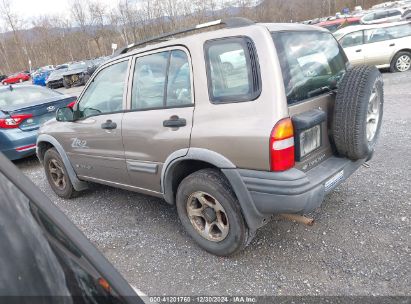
left=44, top=148, right=77, bottom=199
left=333, top=65, right=384, bottom=160
left=19, top=79, right=23, bottom=83
left=176, top=169, right=250, bottom=256
left=390, top=51, right=411, bottom=72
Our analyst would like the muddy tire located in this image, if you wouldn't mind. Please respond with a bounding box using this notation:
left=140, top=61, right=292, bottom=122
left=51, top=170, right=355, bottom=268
left=44, top=148, right=77, bottom=199
left=176, top=169, right=251, bottom=256
left=333, top=65, right=384, bottom=160
left=390, top=51, right=411, bottom=73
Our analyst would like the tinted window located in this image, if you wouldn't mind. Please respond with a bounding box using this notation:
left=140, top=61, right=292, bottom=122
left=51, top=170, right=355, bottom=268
left=340, top=31, right=364, bottom=47
left=131, top=50, right=192, bottom=110
left=387, top=10, right=401, bottom=17
left=272, top=31, right=347, bottom=104
left=78, top=60, right=128, bottom=118
left=375, top=11, right=388, bottom=19
left=0, top=87, right=61, bottom=108
left=205, top=37, right=261, bottom=103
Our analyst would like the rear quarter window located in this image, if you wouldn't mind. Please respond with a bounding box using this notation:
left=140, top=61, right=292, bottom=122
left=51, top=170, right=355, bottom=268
left=204, top=37, right=261, bottom=103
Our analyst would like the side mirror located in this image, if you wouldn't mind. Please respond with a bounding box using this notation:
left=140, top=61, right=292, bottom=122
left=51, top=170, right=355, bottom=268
left=56, top=107, right=74, bottom=122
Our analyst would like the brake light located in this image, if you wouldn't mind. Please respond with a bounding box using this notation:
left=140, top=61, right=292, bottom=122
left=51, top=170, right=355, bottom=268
left=67, top=100, right=76, bottom=108
left=270, top=118, right=295, bottom=171
left=0, top=114, right=33, bottom=129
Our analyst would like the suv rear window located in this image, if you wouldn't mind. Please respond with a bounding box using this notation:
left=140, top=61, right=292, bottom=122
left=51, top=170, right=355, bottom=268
left=272, top=31, right=347, bottom=104
left=205, top=37, right=261, bottom=103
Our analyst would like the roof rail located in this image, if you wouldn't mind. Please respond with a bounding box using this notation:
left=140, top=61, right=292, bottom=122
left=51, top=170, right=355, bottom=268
left=117, top=17, right=254, bottom=55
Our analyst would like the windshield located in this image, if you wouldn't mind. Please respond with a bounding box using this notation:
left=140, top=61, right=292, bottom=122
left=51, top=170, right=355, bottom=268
left=272, top=31, right=347, bottom=104
left=68, top=62, right=86, bottom=70
left=0, top=86, right=61, bottom=108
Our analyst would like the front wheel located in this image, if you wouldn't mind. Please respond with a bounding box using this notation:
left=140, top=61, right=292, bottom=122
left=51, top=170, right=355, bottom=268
left=390, top=51, right=411, bottom=72
left=176, top=169, right=251, bottom=256
left=44, top=148, right=77, bottom=199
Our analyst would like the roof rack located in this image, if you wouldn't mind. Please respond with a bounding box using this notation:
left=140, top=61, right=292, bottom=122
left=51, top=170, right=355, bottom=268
left=117, top=17, right=254, bottom=55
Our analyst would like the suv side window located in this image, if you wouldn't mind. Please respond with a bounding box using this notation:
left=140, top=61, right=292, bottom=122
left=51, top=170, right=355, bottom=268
left=78, top=60, right=129, bottom=118
left=340, top=31, right=364, bottom=48
left=132, top=50, right=192, bottom=110
left=204, top=37, right=261, bottom=103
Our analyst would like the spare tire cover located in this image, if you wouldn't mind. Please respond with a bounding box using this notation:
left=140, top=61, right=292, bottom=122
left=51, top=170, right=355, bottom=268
left=332, top=65, right=384, bottom=160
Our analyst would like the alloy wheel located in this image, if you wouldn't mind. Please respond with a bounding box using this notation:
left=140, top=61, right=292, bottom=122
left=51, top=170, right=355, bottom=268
left=396, top=55, right=411, bottom=72
left=186, top=191, right=229, bottom=242
left=48, top=159, right=66, bottom=190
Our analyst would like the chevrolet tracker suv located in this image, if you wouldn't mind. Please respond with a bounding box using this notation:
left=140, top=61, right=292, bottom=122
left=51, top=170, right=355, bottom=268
left=37, top=18, right=384, bottom=256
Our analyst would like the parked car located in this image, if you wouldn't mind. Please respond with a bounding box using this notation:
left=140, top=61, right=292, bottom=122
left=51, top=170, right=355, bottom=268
left=0, top=153, right=143, bottom=303
left=32, top=66, right=55, bottom=86
left=46, top=64, right=69, bottom=89
left=0, top=85, right=76, bottom=160
left=316, top=17, right=361, bottom=32
left=37, top=19, right=384, bottom=256
left=62, top=61, right=90, bottom=89
left=2, top=72, right=30, bottom=85
left=360, top=8, right=404, bottom=24
left=86, top=57, right=110, bottom=77
left=335, top=21, right=411, bottom=72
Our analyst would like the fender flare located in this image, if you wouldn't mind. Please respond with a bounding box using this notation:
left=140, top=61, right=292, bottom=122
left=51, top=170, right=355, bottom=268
left=161, top=148, right=266, bottom=231
left=36, top=134, right=89, bottom=191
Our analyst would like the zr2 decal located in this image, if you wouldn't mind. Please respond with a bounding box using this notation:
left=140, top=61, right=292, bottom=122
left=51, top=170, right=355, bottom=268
left=71, top=138, right=88, bottom=149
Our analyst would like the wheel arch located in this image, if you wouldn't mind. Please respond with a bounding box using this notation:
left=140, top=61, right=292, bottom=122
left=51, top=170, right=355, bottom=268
left=36, top=134, right=88, bottom=191
left=161, top=148, right=266, bottom=231
left=390, top=48, right=411, bottom=63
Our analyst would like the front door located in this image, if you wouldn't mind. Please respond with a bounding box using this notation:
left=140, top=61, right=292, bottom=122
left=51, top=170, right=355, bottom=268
left=340, top=30, right=365, bottom=66
left=122, top=48, right=194, bottom=193
left=65, top=59, right=131, bottom=185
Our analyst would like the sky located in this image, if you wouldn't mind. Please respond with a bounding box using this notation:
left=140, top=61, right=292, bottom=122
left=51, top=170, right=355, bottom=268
left=12, top=0, right=119, bottom=21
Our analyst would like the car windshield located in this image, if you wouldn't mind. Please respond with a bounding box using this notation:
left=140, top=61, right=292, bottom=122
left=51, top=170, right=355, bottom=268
left=68, top=62, right=86, bottom=70
left=0, top=86, right=61, bottom=108
left=272, top=31, right=347, bottom=104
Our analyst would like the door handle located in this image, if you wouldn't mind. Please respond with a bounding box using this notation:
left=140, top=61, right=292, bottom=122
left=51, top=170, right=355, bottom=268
left=389, top=43, right=395, bottom=47
left=356, top=49, right=362, bottom=52
left=101, top=119, right=117, bottom=130
left=163, top=116, right=186, bottom=128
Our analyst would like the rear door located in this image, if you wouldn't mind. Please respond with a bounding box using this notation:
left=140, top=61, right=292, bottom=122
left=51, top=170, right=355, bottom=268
left=362, top=27, right=395, bottom=66
left=62, top=59, right=131, bottom=185
left=339, top=30, right=365, bottom=66
left=122, top=48, right=194, bottom=193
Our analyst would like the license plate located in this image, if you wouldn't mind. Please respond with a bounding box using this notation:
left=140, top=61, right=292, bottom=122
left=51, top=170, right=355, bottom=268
left=324, top=170, right=344, bottom=192
left=300, top=124, right=321, bottom=158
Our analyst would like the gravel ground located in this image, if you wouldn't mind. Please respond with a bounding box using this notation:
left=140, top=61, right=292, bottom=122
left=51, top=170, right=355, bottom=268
left=14, top=71, right=410, bottom=296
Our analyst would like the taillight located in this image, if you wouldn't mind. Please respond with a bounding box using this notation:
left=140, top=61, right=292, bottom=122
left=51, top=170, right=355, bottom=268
left=0, top=113, right=33, bottom=129
left=270, top=118, right=295, bottom=171
left=67, top=100, right=77, bottom=108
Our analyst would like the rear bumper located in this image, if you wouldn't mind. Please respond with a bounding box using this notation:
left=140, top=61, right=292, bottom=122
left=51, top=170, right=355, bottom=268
left=0, top=129, right=38, bottom=160
left=238, top=156, right=365, bottom=215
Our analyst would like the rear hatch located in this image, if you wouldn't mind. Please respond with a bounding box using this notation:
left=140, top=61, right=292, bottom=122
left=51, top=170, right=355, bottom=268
left=271, top=29, right=348, bottom=172
left=1, top=90, right=75, bottom=131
